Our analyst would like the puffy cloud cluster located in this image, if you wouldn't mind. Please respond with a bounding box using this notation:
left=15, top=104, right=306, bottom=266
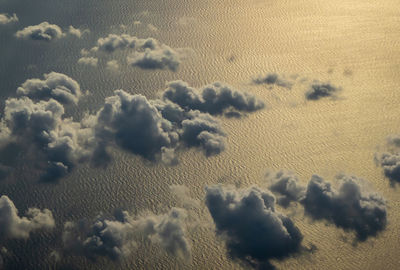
left=0, top=195, right=55, bottom=241
left=253, top=73, right=294, bottom=89
left=0, top=72, right=93, bottom=181
left=16, top=72, right=82, bottom=104
left=267, top=171, right=387, bottom=241
left=302, top=175, right=387, bottom=241
left=0, top=13, right=18, bottom=25
left=305, top=82, right=340, bottom=100
left=266, top=170, right=305, bottom=207
left=0, top=73, right=263, bottom=180
left=163, top=81, right=265, bottom=115
left=88, top=34, right=185, bottom=71
left=205, top=185, right=303, bottom=268
left=15, top=22, right=84, bottom=41
left=63, top=208, right=190, bottom=261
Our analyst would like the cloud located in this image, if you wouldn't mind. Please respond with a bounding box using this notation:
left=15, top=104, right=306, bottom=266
left=253, top=73, right=294, bottom=89
left=162, top=80, right=265, bottom=115
left=180, top=111, right=226, bottom=156
left=265, top=170, right=305, bottom=207
left=0, top=74, right=263, bottom=180
left=17, top=72, right=82, bottom=104
left=305, top=82, right=340, bottom=100
left=68, top=25, right=89, bottom=38
left=0, top=195, right=55, bottom=240
left=205, top=185, right=303, bottom=269
left=127, top=46, right=181, bottom=71
left=302, top=175, right=387, bottom=241
left=376, top=136, right=400, bottom=183
left=92, top=90, right=179, bottom=163
left=87, top=34, right=186, bottom=71
left=78, top=57, right=98, bottom=67
left=0, top=93, right=94, bottom=181
left=0, top=13, right=18, bottom=25
left=15, top=22, right=83, bottom=41
left=63, top=208, right=190, bottom=261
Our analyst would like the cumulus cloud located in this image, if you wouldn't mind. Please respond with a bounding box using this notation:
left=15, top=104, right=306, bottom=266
left=305, top=82, right=340, bottom=100
left=162, top=81, right=265, bottom=115
left=253, top=73, right=294, bottom=89
left=265, top=170, right=305, bottom=207
left=205, top=185, right=303, bottom=269
left=87, top=34, right=186, bottom=71
left=15, top=22, right=83, bottom=41
left=0, top=195, right=55, bottom=240
left=63, top=208, right=190, bottom=261
left=78, top=57, right=98, bottom=67
left=376, top=136, right=400, bottom=183
left=127, top=46, right=181, bottom=71
left=68, top=25, right=89, bottom=38
left=0, top=13, right=18, bottom=25
left=0, top=74, right=263, bottom=180
left=16, top=72, right=82, bottom=104
left=302, top=175, right=387, bottom=241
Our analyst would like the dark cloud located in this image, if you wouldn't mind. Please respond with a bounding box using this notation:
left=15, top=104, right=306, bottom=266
left=265, top=170, right=305, bottom=207
left=180, top=111, right=225, bottom=156
left=0, top=13, right=18, bottom=25
left=63, top=208, right=190, bottom=261
left=92, top=90, right=179, bottom=163
left=162, top=80, right=265, bottom=115
left=305, top=82, right=340, bottom=100
left=17, top=72, right=82, bottom=105
left=302, top=175, right=387, bottom=241
left=15, top=22, right=82, bottom=41
left=253, top=73, right=294, bottom=89
left=205, top=185, right=303, bottom=269
left=0, top=195, right=55, bottom=240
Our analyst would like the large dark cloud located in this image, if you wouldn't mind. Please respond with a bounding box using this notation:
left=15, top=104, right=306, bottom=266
left=302, top=175, right=387, bottom=241
left=162, top=81, right=265, bottom=115
left=205, top=185, right=303, bottom=269
left=63, top=208, right=190, bottom=261
left=15, top=22, right=83, bottom=41
left=0, top=13, right=18, bottom=25
left=16, top=72, right=82, bottom=105
left=0, top=195, right=55, bottom=241
left=253, top=73, right=294, bottom=89
left=305, top=82, right=340, bottom=100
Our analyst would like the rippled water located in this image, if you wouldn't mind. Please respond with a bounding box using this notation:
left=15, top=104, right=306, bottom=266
left=0, top=0, right=400, bottom=269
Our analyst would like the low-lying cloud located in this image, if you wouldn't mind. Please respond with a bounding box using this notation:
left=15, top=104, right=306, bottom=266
left=253, top=73, right=294, bottom=89
left=205, top=185, right=303, bottom=269
left=63, top=208, right=190, bottom=261
left=15, top=22, right=84, bottom=41
left=305, top=82, right=340, bottom=100
left=0, top=195, right=55, bottom=241
left=0, top=73, right=264, bottom=181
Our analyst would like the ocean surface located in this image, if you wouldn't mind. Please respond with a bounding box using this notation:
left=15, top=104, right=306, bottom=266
left=0, top=0, right=399, bottom=269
